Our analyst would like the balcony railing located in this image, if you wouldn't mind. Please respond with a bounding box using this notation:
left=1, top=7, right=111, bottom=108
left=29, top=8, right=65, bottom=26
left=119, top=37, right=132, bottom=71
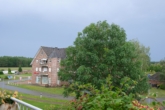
left=11, top=97, right=42, bottom=110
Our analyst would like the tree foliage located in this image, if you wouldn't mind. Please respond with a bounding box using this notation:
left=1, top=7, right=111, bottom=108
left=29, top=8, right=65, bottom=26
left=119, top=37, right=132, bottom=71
left=129, top=39, right=150, bottom=71
left=148, top=63, right=162, bottom=73
left=58, top=21, right=149, bottom=98
left=8, top=68, right=11, bottom=74
left=160, top=58, right=165, bottom=73
left=158, top=58, right=165, bottom=86
left=0, top=56, right=32, bottom=67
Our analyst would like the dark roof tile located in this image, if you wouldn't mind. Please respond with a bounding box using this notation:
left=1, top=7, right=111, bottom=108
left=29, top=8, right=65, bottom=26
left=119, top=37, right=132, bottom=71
left=41, top=46, right=66, bottom=59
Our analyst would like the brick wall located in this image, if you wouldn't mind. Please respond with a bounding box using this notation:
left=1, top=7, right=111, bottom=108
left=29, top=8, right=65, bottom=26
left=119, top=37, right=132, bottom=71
left=31, top=48, right=48, bottom=84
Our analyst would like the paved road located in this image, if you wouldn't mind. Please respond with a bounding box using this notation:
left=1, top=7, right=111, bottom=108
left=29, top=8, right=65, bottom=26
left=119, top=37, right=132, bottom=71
left=0, top=79, right=74, bottom=100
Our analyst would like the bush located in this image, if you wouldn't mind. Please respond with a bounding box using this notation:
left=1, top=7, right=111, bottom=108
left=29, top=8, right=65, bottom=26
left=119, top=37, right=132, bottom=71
left=69, top=75, right=162, bottom=110
left=4, top=76, right=8, bottom=79
left=0, top=71, right=3, bottom=75
left=0, top=90, right=21, bottom=105
left=159, top=84, right=165, bottom=90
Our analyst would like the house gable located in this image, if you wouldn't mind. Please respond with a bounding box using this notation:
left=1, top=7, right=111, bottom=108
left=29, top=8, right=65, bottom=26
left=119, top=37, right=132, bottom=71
left=30, top=47, right=48, bottom=65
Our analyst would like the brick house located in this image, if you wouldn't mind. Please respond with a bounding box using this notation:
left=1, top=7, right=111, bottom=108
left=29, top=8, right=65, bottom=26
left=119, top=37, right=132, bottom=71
left=30, top=46, right=66, bottom=86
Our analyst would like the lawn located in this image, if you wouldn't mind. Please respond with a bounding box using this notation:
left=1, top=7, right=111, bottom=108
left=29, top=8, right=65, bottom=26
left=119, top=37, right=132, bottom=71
left=12, top=84, right=65, bottom=95
left=10, top=84, right=75, bottom=96
left=20, top=73, right=32, bottom=76
left=149, top=87, right=165, bottom=98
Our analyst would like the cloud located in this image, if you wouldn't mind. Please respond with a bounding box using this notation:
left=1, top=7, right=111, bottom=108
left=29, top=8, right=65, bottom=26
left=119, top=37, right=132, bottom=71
left=1, top=0, right=165, bottom=23
left=0, top=0, right=165, bottom=61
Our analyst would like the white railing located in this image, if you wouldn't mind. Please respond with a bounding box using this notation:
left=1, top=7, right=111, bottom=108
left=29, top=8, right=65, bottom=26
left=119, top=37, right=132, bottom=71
left=11, top=97, right=42, bottom=110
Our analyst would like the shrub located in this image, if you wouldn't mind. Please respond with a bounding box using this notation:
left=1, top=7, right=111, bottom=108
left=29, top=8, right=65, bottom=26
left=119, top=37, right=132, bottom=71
left=0, top=71, right=3, bottom=75
left=159, top=84, right=165, bottom=90
left=0, top=90, right=21, bottom=105
left=4, top=76, right=8, bottom=79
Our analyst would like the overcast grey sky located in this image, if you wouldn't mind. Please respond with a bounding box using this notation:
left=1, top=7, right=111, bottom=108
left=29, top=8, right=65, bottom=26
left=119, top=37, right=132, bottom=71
left=0, top=0, right=165, bottom=61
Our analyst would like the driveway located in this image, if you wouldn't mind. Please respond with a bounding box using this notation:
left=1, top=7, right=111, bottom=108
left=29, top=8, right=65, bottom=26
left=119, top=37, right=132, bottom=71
left=0, top=79, right=74, bottom=100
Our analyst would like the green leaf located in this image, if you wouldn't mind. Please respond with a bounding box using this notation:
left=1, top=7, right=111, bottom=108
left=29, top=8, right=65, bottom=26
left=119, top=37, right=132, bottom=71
left=107, top=108, right=113, bottom=110
left=152, top=101, right=156, bottom=106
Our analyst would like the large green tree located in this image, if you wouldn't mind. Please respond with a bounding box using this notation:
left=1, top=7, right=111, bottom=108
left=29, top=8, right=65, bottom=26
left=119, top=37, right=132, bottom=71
left=59, top=21, right=149, bottom=97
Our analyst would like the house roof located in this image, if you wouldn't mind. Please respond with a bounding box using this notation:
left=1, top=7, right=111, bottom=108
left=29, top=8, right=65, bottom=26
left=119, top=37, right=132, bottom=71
left=149, top=72, right=161, bottom=80
left=41, top=46, right=66, bottom=59
left=30, top=46, right=66, bottom=65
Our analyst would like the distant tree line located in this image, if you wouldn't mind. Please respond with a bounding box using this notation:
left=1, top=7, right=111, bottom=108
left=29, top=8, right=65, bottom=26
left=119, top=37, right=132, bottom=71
left=148, top=59, right=165, bottom=73
left=0, top=56, right=32, bottom=67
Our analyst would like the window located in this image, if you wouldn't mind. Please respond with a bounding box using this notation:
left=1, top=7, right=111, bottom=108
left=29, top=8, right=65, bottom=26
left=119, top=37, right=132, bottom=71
left=57, top=68, right=59, bottom=72
left=39, top=68, right=41, bottom=72
left=36, top=67, right=38, bottom=71
left=36, top=76, right=41, bottom=83
left=42, top=76, right=48, bottom=84
left=49, top=78, right=51, bottom=85
left=36, top=60, right=38, bottom=63
left=43, top=67, right=48, bottom=72
left=49, top=68, right=51, bottom=72
left=57, top=80, right=60, bottom=85
left=40, top=59, right=47, bottom=64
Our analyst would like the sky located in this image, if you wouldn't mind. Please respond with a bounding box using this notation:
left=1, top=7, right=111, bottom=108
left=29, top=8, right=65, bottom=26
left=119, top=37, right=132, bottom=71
left=0, top=0, right=165, bottom=61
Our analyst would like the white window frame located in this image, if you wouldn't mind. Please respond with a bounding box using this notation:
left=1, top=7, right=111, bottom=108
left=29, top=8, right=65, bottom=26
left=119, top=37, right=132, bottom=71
left=39, top=68, right=41, bottom=72
left=36, top=67, right=38, bottom=71
left=49, top=68, right=51, bottom=72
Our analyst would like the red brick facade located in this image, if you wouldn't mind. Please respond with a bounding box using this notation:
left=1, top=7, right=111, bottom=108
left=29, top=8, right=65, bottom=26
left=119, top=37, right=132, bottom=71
left=31, top=47, right=64, bottom=87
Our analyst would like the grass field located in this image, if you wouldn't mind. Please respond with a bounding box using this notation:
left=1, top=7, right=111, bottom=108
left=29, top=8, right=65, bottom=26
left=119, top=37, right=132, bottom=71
left=149, top=87, right=165, bottom=98
left=14, top=84, right=64, bottom=95
left=0, top=67, right=31, bottom=71
left=9, top=84, right=75, bottom=96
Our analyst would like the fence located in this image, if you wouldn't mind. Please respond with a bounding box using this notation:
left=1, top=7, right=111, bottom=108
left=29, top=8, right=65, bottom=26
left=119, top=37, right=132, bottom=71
left=10, top=97, right=42, bottom=110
